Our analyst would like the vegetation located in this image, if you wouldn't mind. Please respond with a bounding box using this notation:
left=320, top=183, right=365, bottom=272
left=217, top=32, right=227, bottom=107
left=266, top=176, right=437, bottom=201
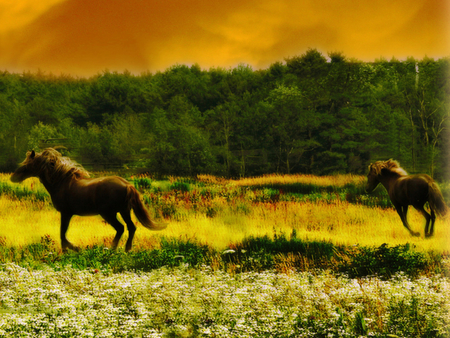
left=1, top=232, right=445, bottom=280
left=0, top=172, right=449, bottom=280
left=1, top=50, right=449, bottom=179
left=0, top=172, right=449, bottom=336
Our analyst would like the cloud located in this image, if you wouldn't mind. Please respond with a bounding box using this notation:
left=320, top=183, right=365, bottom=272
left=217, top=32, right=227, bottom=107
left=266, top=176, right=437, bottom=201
left=0, top=0, right=448, bottom=76
left=0, top=0, right=65, bottom=34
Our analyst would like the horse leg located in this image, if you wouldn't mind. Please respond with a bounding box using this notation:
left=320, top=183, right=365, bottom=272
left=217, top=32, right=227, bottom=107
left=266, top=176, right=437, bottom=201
left=428, top=208, right=436, bottom=237
left=120, top=210, right=137, bottom=252
left=395, top=205, right=420, bottom=237
left=415, top=204, right=433, bottom=238
left=101, top=213, right=124, bottom=249
left=60, top=213, right=77, bottom=251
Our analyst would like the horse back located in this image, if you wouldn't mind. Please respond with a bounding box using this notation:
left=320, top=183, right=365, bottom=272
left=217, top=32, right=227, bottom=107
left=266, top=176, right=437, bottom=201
left=391, top=174, right=433, bottom=206
left=55, top=176, right=132, bottom=215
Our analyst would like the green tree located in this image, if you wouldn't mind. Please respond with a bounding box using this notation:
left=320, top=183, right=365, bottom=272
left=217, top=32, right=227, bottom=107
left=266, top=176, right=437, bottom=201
left=205, top=97, right=239, bottom=176
left=27, top=122, right=62, bottom=151
left=267, top=85, right=321, bottom=173
left=145, top=95, right=214, bottom=176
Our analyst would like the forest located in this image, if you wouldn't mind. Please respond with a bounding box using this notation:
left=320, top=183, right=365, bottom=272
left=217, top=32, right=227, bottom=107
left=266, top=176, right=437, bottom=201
left=0, top=49, right=448, bottom=179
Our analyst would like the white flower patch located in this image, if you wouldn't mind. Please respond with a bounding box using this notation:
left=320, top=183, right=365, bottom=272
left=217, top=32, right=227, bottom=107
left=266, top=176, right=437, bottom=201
left=0, top=264, right=448, bottom=337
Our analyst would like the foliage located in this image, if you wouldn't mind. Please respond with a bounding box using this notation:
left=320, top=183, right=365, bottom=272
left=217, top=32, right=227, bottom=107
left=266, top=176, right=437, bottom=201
left=343, top=243, right=431, bottom=278
left=0, top=52, right=449, bottom=178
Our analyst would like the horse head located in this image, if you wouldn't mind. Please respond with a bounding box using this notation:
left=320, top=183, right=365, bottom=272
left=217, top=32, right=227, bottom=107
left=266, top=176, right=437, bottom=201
left=12, top=148, right=89, bottom=186
left=11, top=150, right=40, bottom=183
left=10, top=148, right=66, bottom=183
left=365, top=159, right=407, bottom=193
left=365, top=162, right=381, bottom=193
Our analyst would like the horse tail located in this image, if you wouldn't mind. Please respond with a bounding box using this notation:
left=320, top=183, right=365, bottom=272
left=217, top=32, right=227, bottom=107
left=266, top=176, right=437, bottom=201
left=126, top=185, right=168, bottom=231
left=428, top=181, right=448, bottom=217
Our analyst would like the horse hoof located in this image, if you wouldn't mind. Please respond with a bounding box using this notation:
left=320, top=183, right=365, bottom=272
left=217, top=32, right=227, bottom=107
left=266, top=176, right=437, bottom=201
left=63, top=246, right=80, bottom=252
left=413, top=232, right=420, bottom=237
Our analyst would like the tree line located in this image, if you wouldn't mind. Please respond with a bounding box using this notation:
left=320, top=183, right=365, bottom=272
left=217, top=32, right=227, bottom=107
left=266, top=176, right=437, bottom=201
left=0, top=49, right=448, bottom=179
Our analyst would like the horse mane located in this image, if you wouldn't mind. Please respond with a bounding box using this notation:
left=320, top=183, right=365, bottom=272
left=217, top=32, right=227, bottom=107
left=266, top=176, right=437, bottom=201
left=24, top=148, right=90, bottom=183
left=369, top=159, right=408, bottom=176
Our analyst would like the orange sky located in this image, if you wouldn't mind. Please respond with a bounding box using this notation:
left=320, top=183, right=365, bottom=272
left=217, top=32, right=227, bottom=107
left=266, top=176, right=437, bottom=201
left=0, top=0, right=449, bottom=77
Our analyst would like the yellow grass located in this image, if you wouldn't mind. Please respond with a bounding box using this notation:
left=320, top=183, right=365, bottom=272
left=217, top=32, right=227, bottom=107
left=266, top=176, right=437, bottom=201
left=0, top=195, right=449, bottom=253
left=156, top=201, right=450, bottom=252
left=229, top=173, right=366, bottom=187
left=0, top=173, right=449, bottom=253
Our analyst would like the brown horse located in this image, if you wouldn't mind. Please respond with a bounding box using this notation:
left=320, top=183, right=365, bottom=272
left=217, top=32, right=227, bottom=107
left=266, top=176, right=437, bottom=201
left=11, top=148, right=167, bottom=251
left=366, top=159, right=447, bottom=237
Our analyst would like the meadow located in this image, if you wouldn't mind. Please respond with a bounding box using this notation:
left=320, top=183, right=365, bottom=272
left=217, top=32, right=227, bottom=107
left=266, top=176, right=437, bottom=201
left=1, top=173, right=449, bottom=253
left=0, top=173, right=449, bottom=337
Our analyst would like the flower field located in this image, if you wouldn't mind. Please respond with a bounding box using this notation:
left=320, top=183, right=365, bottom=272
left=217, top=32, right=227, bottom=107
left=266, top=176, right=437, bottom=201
left=0, top=263, right=449, bottom=337
left=0, top=173, right=449, bottom=336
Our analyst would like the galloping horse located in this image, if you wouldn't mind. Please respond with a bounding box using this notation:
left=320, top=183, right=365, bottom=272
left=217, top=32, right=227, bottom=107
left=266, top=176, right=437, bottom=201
left=366, top=159, right=447, bottom=237
left=11, top=148, right=167, bottom=251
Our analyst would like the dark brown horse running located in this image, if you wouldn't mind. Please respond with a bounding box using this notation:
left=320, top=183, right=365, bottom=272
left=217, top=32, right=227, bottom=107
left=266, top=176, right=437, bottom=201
left=11, top=148, right=167, bottom=251
left=366, top=159, right=447, bottom=237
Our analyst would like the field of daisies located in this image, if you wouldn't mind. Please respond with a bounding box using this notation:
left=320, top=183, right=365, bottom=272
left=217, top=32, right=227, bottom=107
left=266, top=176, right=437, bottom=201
left=0, top=263, right=448, bottom=337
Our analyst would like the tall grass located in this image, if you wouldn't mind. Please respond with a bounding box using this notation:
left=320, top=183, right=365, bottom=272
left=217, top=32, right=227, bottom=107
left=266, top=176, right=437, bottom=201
left=0, top=177, right=49, bottom=202
left=1, top=173, right=449, bottom=253
left=229, top=173, right=365, bottom=187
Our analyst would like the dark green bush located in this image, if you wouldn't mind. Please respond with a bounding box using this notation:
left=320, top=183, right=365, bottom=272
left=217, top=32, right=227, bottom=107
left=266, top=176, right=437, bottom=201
left=237, top=233, right=335, bottom=261
left=133, top=177, right=152, bottom=191
left=340, top=243, right=435, bottom=278
left=170, top=181, right=191, bottom=192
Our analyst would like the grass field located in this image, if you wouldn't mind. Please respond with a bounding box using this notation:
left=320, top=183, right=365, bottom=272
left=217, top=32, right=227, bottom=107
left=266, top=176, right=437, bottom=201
left=0, top=173, right=448, bottom=253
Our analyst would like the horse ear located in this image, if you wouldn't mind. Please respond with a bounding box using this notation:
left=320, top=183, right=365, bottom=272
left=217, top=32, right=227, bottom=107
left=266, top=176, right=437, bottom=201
left=30, top=150, right=35, bottom=159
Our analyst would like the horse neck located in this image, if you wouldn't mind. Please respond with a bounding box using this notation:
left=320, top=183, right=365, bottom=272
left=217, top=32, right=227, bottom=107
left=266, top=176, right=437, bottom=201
left=378, top=173, right=401, bottom=192
left=39, top=175, right=57, bottom=195
left=38, top=170, right=68, bottom=196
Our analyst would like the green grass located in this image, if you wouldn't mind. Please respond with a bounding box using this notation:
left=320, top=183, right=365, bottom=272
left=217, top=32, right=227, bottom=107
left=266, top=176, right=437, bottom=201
left=0, top=233, right=445, bottom=279
left=0, top=180, right=49, bottom=202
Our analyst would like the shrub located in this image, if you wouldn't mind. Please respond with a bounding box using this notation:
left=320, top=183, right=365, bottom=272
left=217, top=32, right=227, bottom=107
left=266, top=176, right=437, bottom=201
left=133, top=177, right=152, bottom=190
left=170, top=181, right=191, bottom=192
left=341, top=243, right=433, bottom=278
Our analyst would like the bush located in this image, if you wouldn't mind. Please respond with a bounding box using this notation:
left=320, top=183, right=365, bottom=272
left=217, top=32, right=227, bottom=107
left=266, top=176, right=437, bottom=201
left=169, top=181, right=191, bottom=192
left=133, top=177, right=152, bottom=190
left=341, top=243, right=435, bottom=278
